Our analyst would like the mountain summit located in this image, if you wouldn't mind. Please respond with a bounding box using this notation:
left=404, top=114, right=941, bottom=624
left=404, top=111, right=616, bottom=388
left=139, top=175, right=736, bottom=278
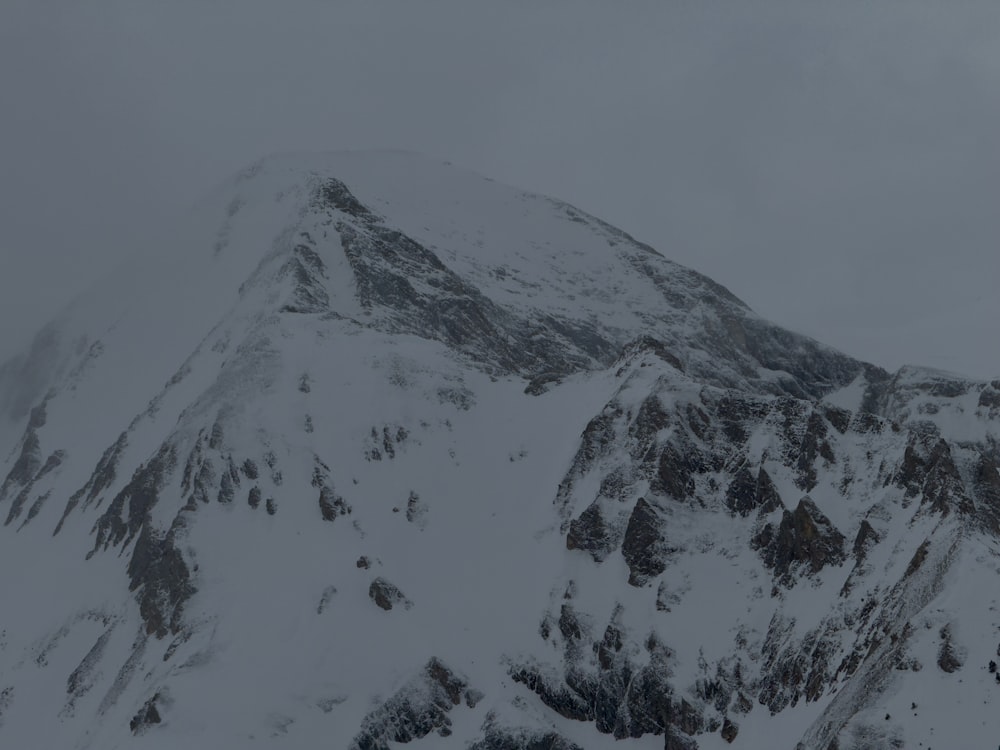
left=1, top=152, right=998, bottom=749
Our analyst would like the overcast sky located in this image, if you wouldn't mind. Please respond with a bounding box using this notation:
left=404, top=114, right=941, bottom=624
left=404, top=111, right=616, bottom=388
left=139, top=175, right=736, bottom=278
left=2, top=1, right=998, bottom=377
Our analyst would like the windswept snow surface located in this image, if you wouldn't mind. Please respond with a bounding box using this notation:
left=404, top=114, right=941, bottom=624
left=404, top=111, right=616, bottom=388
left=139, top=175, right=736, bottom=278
left=1, top=152, right=999, bottom=749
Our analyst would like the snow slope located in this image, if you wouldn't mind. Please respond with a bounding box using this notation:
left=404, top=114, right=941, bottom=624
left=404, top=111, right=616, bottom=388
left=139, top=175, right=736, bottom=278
left=1, top=151, right=998, bottom=750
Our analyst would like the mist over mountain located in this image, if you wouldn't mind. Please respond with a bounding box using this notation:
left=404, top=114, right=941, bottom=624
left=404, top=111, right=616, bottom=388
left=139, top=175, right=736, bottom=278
left=1, top=153, right=999, bottom=749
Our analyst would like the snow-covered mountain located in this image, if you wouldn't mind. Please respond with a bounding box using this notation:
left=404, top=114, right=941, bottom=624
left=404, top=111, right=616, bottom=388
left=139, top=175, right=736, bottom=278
left=2, top=152, right=998, bottom=750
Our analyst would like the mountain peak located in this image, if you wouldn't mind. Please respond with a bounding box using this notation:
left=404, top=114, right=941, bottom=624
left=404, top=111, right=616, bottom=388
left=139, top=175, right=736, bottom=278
left=0, top=154, right=997, bottom=749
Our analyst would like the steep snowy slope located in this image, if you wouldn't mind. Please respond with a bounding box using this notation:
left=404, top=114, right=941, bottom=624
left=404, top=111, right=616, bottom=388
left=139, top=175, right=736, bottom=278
left=1, top=152, right=998, bottom=750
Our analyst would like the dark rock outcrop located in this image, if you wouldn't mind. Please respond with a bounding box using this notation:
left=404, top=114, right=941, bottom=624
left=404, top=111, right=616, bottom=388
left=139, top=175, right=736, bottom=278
left=919, top=441, right=968, bottom=516
left=556, top=405, right=625, bottom=526
left=55, top=431, right=128, bottom=535
left=725, top=466, right=783, bottom=517
left=664, top=727, right=700, bottom=750
left=795, top=411, right=834, bottom=492
left=0, top=401, right=47, bottom=500
left=318, top=486, right=349, bottom=521
left=351, top=658, right=476, bottom=750
left=512, top=619, right=689, bottom=743
left=652, top=444, right=696, bottom=501
left=0, top=401, right=59, bottom=528
left=753, top=497, right=846, bottom=582
left=936, top=624, right=963, bottom=673
left=720, top=717, right=738, bottom=743
left=755, top=468, right=784, bottom=514
left=468, top=727, right=583, bottom=750
left=127, top=514, right=196, bottom=638
left=566, top=502, right=614, bottom=560
left=369, top=577, right=412, bottom=611
left=88, top=444, right=195, bottom=638
left=405, top=490, right=428, bottom=527
left=278, top=244, right=331, bottom=314
left=314, top=459, right=350, bottom=521
left=758, top=617, right=843, bottom=712
left=622, top=498, right=667, bottom=585
left=326, top=179, right=605, bottom=380
left=971, top=452, right=1000, bottom=533
left=893, top=437, right=969, bottom=517
left=5, top=448, right=64, bottom=526
left=852, top=520, right=880, bottom=564
left=129, top=693, right=162, bottom=735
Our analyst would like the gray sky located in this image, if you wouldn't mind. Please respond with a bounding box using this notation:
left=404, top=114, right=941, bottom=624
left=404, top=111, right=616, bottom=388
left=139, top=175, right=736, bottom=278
left=2, top=1, right=998, bottom=377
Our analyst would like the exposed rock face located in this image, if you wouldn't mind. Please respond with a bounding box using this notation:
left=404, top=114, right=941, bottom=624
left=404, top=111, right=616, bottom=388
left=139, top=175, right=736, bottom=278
left=852, top=520, right=880, bottom=563
left=892, top=437, right=968, bottom=517
left=127, top=516, right=195, bottom=638
left=324, top=177, right=613, bottom=381
left=88, top=445, right=196, bottom=638
left=368, top=577, right=412, bottom=611
left=0, top=401, right=47, bottom=497
left=720, top=717, right=738, bottom=743
left=622, top=498, right=668, bottom=585
left=129, top=693, right=162, bottom=735
left=318, top=484, right=349, bottom=521
left=468, top=727, right=583, bottom=750
left=54, top=431, right=127, bottom=535
left=278, top=245, right=331, bottom=314
left=566, top=501, right=613, bottom=559
left=316, top=586, right=337, bottom=614
left=0, top=400, right=64, bottom=528
left=753, top=497, right=847, bottom=582
left=757, top=615, right=845, bottom=712
left=6, top=449, right=64, bottom=526
left=725, top=465, right=782, bottom=516
left=513, top=604, right=696, bottom=744
left=405, top=490, right=428, bottom=528
left=313, top=459, right=351, bottom=522
left=350, top=658, right=477, bottom=750
left=937, top=624, right=963, bottom=673
left=652, top=443, right=698, bottom=501
left=664, top=727, right=700, bottom=750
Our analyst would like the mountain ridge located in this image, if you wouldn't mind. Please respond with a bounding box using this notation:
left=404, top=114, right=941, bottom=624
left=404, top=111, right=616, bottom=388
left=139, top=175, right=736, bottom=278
left=1, top=152, right=997, bottom=749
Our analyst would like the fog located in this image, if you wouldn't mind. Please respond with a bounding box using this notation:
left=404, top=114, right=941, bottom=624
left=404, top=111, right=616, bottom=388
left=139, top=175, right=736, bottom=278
left=2, top=1, right=998, bottom=376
